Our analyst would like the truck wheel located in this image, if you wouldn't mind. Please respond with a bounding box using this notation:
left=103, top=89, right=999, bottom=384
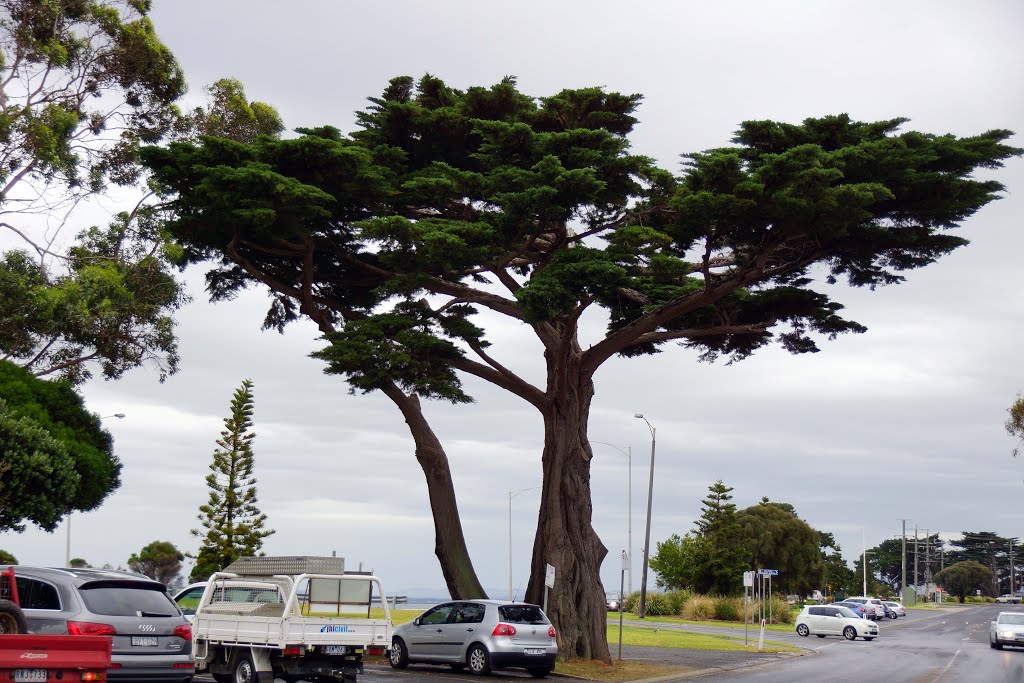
left=232, top=653, right=257, bottom=683
left=389, top=637, right=409, bottom=669
left=0, top=600, right=27, bottom=634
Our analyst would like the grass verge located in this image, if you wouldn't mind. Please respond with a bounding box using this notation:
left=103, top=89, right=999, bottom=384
left=613, top=612, right=795, bottom=633
left=607, top=625, right=798, bottom=653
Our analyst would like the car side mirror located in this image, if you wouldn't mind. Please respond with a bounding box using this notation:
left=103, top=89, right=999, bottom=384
left=413, top=617, right=421, bottom=626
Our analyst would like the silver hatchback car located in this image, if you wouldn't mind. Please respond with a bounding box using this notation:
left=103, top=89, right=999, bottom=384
left=390, top=600, right=557, bottom=677
left=5, top=565, right=194, bottom=681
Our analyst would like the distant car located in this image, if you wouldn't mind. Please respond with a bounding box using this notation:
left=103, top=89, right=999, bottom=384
left=833, top=601, right=869, bottom=619
left=990, top=611, right=1024, bottom=649
left=883, top=601, right=906, bottom=617
left=606, top=593, right=621, bottom=611
left=390, top=599, right=557, bottom=677
left=995, top=594, right=1022, bottom=604
left=843, top=597, right=879, bottom=620
left=4, top=565, right=193, bottom=680
left=795, top=605, right=879, bottom=641
left=173, top=580, right=283, bottom=623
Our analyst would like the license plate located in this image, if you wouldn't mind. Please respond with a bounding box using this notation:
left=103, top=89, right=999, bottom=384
left=325, top=645, right=348, bottom=654
left=14, top=670, right=47, bottom=683
left=131, top=636, right=158, bottom=646
left=524, top=648, right=545, bottom=655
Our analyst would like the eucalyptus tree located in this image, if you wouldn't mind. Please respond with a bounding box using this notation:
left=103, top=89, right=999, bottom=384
left=142, top=75, right=1019, bottom=658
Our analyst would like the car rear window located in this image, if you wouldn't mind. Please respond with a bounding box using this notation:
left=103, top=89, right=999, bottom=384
left=498, top=604, right=548, bottom=624
left=79, top=583, right=178, bottom=617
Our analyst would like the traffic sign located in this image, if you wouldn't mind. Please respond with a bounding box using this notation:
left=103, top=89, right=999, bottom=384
left=758, top=569, right=779, bottom=576
left=743, top=571, right=754, bottom=587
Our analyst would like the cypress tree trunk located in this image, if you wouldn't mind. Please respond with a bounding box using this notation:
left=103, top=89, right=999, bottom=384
left=383, top=385, right=487, bottom=599
left=523, top=345, right=610, bottom=661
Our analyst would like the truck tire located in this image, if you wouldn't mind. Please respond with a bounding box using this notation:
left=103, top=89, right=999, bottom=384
left=0, top=599, right=27, bottom=634
left=232, top=652, right=257, bottom=683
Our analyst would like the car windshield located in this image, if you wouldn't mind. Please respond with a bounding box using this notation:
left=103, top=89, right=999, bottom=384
left=834, top=606, right=858, bottom=618
left=499, top=604, right=548, bottom=624
left=999, top=614, right=1024, bottom=625
left=79, top=584, right=178, bottom=617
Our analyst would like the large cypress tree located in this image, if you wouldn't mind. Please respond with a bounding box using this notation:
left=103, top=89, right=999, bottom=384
left=190, top=379, right=274, bottom=582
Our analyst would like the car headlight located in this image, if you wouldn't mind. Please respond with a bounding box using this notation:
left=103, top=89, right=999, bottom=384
left=998, top=628, right=1015, bottom=636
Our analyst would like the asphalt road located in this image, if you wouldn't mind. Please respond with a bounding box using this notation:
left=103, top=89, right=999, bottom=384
left=704, top=603, right=1024, bottom=682
left=195, top=604, right=1024, bottom=683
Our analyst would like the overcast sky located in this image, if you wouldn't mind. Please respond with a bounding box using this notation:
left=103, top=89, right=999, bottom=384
left=3, top=0, right=1023, bottom=598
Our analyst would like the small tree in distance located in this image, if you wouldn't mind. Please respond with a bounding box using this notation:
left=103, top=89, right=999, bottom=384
left=0, top=549, right=17, bottom=565
left=190, top=380, right=274, bottom=583
left=934, top=561, right=994, bottom=603
left=128, top=541, right=184, bottom=586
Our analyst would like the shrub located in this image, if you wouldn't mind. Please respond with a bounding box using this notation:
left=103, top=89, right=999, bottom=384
left=642, top=591, right=676, bottom=616
left=623, top=591, right=639, bottom=613
left=665, top=589, right=692, bottom=614
left=681, top=595, right=716, bottom=621
left=713, top=596, right=742, bottom=621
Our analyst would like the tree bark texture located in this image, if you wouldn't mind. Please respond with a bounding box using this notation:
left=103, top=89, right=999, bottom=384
left=524, top=345, right=610, bottom=661
left=383, top=385, right=487, bottom=600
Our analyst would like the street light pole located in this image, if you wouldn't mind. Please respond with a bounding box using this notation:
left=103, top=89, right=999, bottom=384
left=591, top=441, right=632, bottom=595
left=508, top=486, right=541, bottom=601
left=862, top=527, right=868, bottom=596
left=66, top=413, right=126, bottom=565
left=634, top=414, right=656, bottom=619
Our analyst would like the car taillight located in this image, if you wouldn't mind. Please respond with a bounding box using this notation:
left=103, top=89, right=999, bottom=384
left=174, top=624, right=192, bottom=641
left=491, top=623, right=517, bottom=636
left=67, top=621, right=116, bottom=636
left=283, top=646, right=302, bottom=656
left=81, top=672, right=105, bottom=682
left=548, top=626, right=556, bottom=638
left=368, top=645, right=385, bottom=656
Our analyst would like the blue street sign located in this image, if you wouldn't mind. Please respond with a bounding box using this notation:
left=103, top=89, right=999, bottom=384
left=759, top=569, right=779, bottom=576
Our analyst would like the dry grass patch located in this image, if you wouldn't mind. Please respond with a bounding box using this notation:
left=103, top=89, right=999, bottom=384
left=555, top=658, right=697, bottom=682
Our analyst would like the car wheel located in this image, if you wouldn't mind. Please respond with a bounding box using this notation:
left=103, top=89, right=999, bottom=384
left=467, top=643, right=491, bottom=675
left=389, top=638, right=409, bottom=669
left=232, top=653, right=257, bottom=683
left=0, top=600, right=27, bottom=635
left=796, top=624, right=810, bottom=637
left=843, top=626, right=857, bottom=641
left=889, top=612, right=897, bottom=619
left=527, top=669, right=551, bottom=678
left=991, top=638, right=1002, bottom=650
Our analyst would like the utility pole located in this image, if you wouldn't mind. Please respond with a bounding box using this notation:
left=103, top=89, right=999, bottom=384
left=900, top=519, right=908, bottom=601
left=1010, top=539, right=1016, bottom=595
left=913, top=526, right=919, bottom=603
left=924, top=529, right=931, bottom=601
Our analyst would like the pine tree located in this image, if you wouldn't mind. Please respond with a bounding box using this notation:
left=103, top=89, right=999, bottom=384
left=692, top=481, right=748, bottom=594
left=190, top=380, right=274, bottom=582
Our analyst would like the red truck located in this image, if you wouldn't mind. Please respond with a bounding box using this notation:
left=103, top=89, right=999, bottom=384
left=0, top=568, right=112, bottom=682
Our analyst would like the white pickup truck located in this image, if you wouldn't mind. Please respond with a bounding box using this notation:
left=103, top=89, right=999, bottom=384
left=189, top=556, right=392, bottom=683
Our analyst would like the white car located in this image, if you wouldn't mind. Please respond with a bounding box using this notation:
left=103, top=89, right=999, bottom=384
left=847, top=596, right=887, bottom=619
left=795, top=605, right=879, bottom=641
left=990, top=611, right=1024, bottom=649
left=995, top=594, right=1022, bottom=604
left=883, top=601, right=906, bottom=617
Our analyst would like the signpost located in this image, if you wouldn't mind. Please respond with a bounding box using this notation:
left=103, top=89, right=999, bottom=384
left=743, top=571, right=754, bottom=645
left=617, top=551, right=627, bottom=659
left=544, top=564, right=555, bottom=611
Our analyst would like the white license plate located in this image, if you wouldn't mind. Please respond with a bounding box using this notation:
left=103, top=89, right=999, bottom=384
left=325, top=645, right=348, bottom=654
left=524, top=648, right=545, bottom=655
left=14, top=670, right=47, bottom=683
left=131, top=636, right=159, bottom=646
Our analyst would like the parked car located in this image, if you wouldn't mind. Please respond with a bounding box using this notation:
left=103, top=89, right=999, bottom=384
left=172, top=580, right=283, bottom=622
left=3, top=565, right=193, bottom=680
left=833, top=601, right=869, bottom=619
left=990, top=611, right=1024, bottom=649
left=795, top=605, right=879, bottom=641
left=606, top=592, right=621, bottom=611
left=846, top=596, right=886, bottom=619
left=390, top=599, right=557, bottom=677
left=995, top=594, right=1022, bottom=604
left=883, top=601, right=906, bottom=617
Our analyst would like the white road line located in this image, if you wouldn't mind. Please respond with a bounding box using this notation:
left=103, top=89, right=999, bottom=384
left=931, top=648, right=961, bottom=682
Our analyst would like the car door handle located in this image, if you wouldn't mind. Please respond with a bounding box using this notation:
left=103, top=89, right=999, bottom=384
left=436, top=628, right=443, bottom=633
left=466, top=628, right=474, bottom=632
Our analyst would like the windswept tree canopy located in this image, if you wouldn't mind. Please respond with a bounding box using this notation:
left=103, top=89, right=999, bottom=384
left=141, top=74, right=1020, bottom=660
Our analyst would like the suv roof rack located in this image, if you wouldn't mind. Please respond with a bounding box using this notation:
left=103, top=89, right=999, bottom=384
left=222, top=556, right=346, bottom=576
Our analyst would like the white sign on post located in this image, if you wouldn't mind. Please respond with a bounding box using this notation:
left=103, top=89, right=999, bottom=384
left=743, top=571, right=754, bottom=587
left=545, top=564, right=556, bottom=588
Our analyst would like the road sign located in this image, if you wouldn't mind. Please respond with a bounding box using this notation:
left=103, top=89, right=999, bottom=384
left=545, top=564, right=555, bottom=588
left=743, top=571, right=754, bottom=587
left=759, top=569, right=779, bottom=576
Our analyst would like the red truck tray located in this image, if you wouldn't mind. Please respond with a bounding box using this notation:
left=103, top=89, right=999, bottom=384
left=0, top=634, right=111, bottom=676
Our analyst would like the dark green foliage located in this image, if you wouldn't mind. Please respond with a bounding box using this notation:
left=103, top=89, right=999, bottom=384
left=934, top=561, right=994, bottom=603
left=0, top=360, right=121, bottom=531
left=0, top=549, right=17, bottom=564
left=649, top=533, right=701, bottom=591
left=190, top=380, right=274, bottom=583
left=691, top=481, right=748, bottom=595
left=737, top=500, right=825, bottom=597
left=1007, top=394, right=1024, bottom=458
left=128, top=540, right=184, bottom=586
